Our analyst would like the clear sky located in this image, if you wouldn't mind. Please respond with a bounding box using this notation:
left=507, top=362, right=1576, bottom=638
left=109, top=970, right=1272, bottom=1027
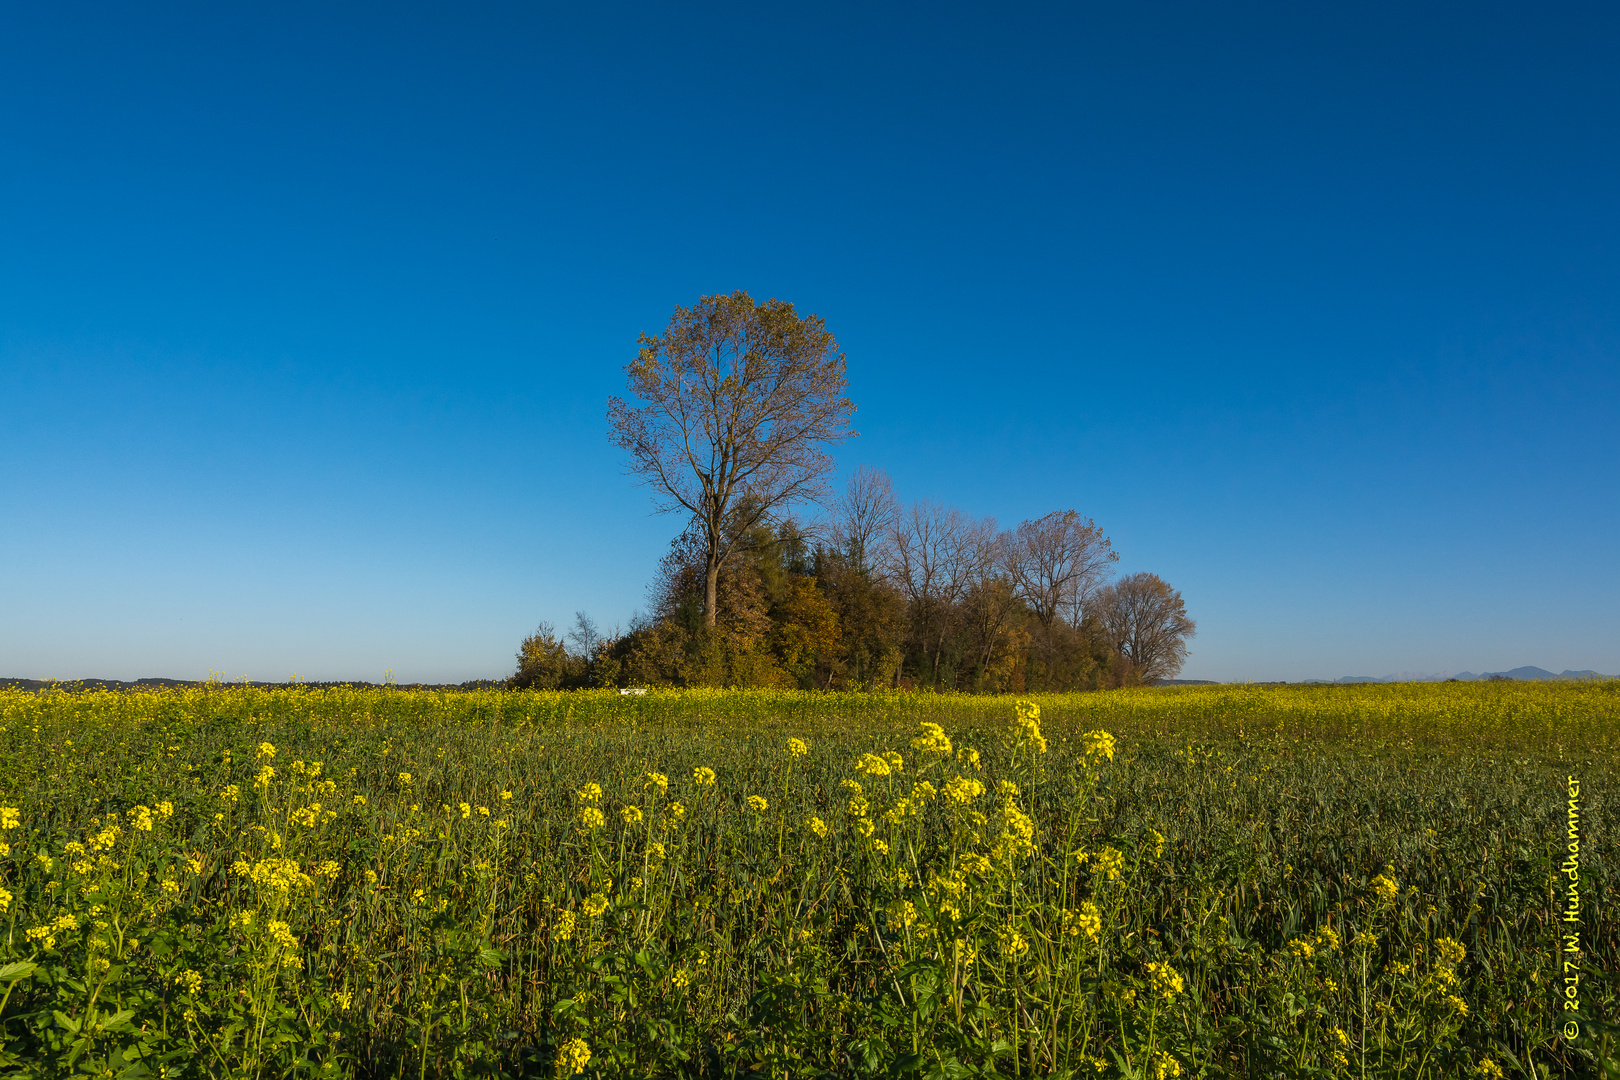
left=2, top=1, right=1616, bottom=684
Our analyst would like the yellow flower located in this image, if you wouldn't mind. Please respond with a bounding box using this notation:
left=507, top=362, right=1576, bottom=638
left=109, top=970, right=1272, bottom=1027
left=646, top=841, right=666, bottom=860
left=578, top=806, right=605, bottom=830
left=1013, top=700, right=1048, bottom=753
left=672, top=969, right=691, bottom=987
left=0, top=886, right=10, bottom=912
left=1145, top=960, right=1184, bottom=1000
left=1474, top=1059, right=1505, bottom=1079
left=1081, top=729, right=1116, bottom=762
left=500, top=789, right=513, bottom=800
left=643, top=772, right=667, bottom=793
left=622, top=805, right=644, bottom=824
left=943, top=777, right=984, bottom=804
left=960, top=852, right=991, bottom=876
left=577, top=783, right=602, bottom=804
left=582, top=892, right=609, bottom=918
left=1436, top=936, right=1466, bottom=966
left=910, top=722, right=952, bottom=756
left=552, top=910, right=576, bottom=942
left=1092, top=846, right=1125, bottom=881
left=558, top=1037, right=592, bottom=1076
left=785, top=737, right=808, bottom=757
left=459, top=803, right=472, bottom=819
left=398, top=772, right=412, bottom=785
left=997, top=926, right=1029, bottom=958
left=1063, top=903, right=1102, bottom=941
left=888, top=899, right=919, bottom=928
left=1372, top=873, right=1400, bottom=903
left=806, top=816, right=828, bottom=838
left=746, top=795, right=768, bottom=813
left=1153, top=1052, right=1183, bottom=1080
left=692, top=766, right=716, bottom=788
left=0, top=806, right=22, bottom=830
left=256, top=742, right=276, bottom=760
left=1445, top=994, right=1469, bottom=1016
left=855, top=753, right=891, bottom=777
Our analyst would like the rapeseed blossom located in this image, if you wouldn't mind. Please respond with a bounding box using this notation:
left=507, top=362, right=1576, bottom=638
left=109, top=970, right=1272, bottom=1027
left=910, top=722, right=952, bottom=756
left=1372, top=872, right=1400, bottom=903
left=1081, top=730, right=1116, bottom=763
left=1146, top=960, right=1184, bottom=1000
left=855, top=753, right=891, bottom=777
left=558, top=1038, right=591, bottom=1076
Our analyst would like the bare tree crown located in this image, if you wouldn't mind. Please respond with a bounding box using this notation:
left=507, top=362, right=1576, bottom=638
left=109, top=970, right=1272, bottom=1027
left=608, top=290, right=856, bottom=626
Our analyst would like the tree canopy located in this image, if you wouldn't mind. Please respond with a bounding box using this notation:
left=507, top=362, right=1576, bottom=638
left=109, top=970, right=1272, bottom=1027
left=608, top=291, right=855, bottom=628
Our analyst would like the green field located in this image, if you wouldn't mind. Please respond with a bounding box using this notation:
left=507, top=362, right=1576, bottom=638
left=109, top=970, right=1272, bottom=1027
left=0, top=682, right=1614, bottom=1078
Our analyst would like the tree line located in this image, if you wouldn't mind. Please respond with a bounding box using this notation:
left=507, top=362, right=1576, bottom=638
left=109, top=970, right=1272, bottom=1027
left=512, top=290, right=1194, bottom=692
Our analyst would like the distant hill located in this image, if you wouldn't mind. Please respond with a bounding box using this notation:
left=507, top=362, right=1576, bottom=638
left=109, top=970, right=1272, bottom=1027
left=1333, top=667, right=1611, bottom=684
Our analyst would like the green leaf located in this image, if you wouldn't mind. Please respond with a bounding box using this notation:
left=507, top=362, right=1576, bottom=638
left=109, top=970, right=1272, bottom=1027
left=0, top=961, right=37, bottom=983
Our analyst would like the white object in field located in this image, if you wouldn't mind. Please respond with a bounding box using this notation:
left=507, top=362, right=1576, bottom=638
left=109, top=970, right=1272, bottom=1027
left=619, top=688, right=648, bottom=695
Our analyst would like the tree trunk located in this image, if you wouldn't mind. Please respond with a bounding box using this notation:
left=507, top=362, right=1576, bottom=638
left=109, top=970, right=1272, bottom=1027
left=704, top=558, right=720, bottom=629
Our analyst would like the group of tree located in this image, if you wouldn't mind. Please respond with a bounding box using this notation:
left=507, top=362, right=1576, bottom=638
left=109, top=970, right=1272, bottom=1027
left=511, top=291, right=1195, bottom=692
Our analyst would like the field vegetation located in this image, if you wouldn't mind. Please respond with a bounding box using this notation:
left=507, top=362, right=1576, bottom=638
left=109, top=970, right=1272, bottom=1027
left=0, top=680, right=1614, bottom=1078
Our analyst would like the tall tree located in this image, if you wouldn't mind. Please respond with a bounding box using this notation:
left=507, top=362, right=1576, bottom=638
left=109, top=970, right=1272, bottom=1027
left=833, top=465, right=897, bottom=575
left=1094, top=572, right=1197, bottom=683
left=886, top=499, right=997, bottom=685
left=609, top=291, right=855, bottom=628
left=1003, top=510, right=1117, bottom=628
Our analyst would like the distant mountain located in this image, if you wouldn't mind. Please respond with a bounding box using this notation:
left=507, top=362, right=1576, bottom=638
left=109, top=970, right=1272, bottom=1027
left=1333, top=666, right=1611, bottom=684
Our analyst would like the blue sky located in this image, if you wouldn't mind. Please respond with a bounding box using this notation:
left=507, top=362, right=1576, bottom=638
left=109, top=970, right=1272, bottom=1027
left=2, top=1, right=1616, bottom=683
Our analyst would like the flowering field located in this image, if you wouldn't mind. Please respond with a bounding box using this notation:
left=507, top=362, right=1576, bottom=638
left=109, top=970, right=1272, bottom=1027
left=0, top=681, right=1615, bottom=1078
